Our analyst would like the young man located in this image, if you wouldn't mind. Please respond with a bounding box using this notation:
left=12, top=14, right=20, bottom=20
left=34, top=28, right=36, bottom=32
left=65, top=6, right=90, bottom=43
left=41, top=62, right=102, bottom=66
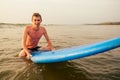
left=19, top=13, right=54, bottom=60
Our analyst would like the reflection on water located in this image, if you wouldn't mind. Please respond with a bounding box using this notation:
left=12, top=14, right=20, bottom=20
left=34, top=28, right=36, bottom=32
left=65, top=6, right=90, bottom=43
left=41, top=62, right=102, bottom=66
left=14, top=61, right=92, bottom=80
left=0, top=24, right=120, bottom=80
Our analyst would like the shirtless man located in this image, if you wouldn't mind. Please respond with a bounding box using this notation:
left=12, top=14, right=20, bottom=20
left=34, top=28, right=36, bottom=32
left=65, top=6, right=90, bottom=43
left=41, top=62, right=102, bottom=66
left=19, top=13, right=54, bottom=60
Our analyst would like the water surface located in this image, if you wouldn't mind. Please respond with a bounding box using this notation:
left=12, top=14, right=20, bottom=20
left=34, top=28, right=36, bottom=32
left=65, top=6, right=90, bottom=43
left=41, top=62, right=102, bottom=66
left=0, top=24, right=120, bottom=80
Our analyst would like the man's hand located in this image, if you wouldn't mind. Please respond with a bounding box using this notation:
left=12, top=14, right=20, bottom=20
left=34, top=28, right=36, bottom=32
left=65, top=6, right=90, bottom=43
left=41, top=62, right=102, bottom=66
left=26, top=54, right=32, bottom=60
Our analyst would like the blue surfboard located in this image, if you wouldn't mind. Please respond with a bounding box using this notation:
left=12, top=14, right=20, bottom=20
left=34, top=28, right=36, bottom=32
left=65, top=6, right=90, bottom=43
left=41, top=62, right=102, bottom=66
left=30, top=37, right=120, bottom=63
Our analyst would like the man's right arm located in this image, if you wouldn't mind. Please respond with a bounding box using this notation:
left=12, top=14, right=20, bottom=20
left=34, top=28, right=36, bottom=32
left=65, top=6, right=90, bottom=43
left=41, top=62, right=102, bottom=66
left=22, top=26, right=31, bottom=57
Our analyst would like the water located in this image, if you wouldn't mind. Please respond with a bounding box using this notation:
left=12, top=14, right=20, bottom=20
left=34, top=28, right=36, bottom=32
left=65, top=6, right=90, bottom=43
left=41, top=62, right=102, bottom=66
left=0, top=24, right=120, bottom=80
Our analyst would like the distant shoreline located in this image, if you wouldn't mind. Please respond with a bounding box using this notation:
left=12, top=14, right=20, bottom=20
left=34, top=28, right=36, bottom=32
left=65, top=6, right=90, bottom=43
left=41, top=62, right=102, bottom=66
left=0, top=22, right=120, bottom=26
left=85, top=22, right=120, bottom=25
left=0, top=23, right=83, bottom=26
left=0, top=23, right=31, bottom=26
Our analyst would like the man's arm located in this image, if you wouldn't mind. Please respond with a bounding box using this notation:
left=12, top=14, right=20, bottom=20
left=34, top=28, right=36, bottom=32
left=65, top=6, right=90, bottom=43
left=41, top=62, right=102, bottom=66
left=43, top=27, right=54, bottom=50
left=22, top=26, right=31, bottom=58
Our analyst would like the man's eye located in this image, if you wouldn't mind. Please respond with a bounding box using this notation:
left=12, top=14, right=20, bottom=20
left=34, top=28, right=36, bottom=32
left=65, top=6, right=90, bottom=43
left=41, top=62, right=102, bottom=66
left=34, top=20, right=40, bottom=21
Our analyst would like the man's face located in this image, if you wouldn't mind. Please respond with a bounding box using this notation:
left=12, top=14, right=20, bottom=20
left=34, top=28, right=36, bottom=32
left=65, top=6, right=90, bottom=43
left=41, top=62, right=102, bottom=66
left=32, top=16, right=42, bottom=27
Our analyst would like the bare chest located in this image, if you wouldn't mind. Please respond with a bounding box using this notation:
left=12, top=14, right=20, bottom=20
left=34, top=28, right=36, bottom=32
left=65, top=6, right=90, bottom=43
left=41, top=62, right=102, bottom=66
left=28, top=29, right=44, bottom=39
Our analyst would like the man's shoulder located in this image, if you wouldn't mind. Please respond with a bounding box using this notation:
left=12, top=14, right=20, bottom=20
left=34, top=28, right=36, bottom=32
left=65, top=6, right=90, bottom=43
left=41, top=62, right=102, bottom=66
left=40, top=26, right=46, bottom=29
left=26, top=25, right=32, bottom=28
left=39, top=26, right=47, bottom=33
left=40, top=26, right=45, bottom=28
left=23, top=26, right=32, bottom=32
left=24, top=25, right=32, bottom=29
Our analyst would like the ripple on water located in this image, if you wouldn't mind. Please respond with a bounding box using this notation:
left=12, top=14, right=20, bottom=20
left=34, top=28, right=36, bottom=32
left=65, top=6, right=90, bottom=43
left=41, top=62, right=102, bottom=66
left=0, top=70, right=15, bottom=80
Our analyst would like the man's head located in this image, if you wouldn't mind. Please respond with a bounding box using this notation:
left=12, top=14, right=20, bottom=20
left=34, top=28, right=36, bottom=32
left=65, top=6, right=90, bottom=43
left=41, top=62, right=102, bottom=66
left=32, top=13, right=42, bottom=26
left=32, top=13, right=42, bottom=21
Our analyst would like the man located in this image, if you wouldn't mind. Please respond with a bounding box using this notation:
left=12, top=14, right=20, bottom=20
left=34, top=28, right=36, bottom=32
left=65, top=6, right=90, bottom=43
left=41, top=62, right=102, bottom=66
left=19, top=13, right=54, bottom=60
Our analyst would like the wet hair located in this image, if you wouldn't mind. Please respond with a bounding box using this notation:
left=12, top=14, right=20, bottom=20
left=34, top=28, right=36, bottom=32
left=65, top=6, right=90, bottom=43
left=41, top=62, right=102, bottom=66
left=31, top=13, right=42, bottom=21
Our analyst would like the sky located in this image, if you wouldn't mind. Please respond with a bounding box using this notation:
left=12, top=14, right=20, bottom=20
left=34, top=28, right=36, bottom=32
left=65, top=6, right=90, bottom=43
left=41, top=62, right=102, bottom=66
left=0, top=0, right=120, bottom=24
